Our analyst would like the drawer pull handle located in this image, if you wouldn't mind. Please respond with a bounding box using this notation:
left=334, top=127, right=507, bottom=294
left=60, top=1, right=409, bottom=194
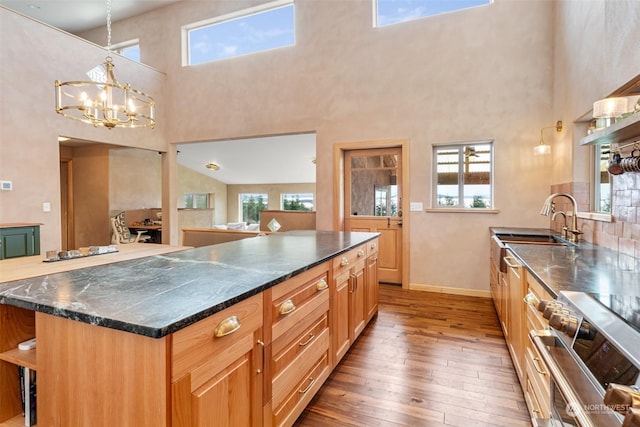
left=532, top=357, right=547, bottom=376
left=279, top=299, right=296, bottom=315
left=298, top=377, right=315, bottom=394
left=371, top=242, right=377, bottom=250
left=357, top=249, right=365, bottom=257
left=340, top=257, right=349, bottom=266
left=299, top=333, right=315, bottom=347
left=316, top=279, right=328, bottom=291
left=214, top=316, right=241, bottom=337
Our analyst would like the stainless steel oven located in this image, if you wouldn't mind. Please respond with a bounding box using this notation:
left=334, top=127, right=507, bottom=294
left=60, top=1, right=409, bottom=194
left=531, top=291, right=640, bottom=427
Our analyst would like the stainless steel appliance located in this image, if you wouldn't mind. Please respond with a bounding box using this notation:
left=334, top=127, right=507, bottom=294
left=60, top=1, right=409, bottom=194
left=531, top=291, right=640, bottom=426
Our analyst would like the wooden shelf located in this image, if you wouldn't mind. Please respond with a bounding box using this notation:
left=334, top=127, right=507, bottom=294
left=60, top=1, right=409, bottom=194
left=580, top=112, right=640, bottom=146
left=0, top=414, right=36, bottom=426
left=0, top=347, right=36, bottom=370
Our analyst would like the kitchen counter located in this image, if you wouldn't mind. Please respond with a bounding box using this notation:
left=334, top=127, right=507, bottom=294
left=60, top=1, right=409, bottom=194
left=0, top=230, right=378, bottom=338
left=491, top=227, right=640, bottom=298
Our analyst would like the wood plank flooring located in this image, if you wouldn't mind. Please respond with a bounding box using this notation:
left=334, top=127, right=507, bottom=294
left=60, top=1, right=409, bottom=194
left=294, top=284, right=531, bottom=427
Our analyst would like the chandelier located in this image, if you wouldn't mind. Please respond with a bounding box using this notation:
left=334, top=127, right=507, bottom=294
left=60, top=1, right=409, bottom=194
left=54, top=0, right=155, bottom=129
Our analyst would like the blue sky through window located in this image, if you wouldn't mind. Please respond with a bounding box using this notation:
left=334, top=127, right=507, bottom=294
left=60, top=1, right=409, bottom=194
left=188, top=3, right=294, bottom=65
left=376, top=0, right=490, bottom=27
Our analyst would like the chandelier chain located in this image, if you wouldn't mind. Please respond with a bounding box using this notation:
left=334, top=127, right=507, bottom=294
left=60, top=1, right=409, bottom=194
left=106, top=0, right=112, bottom=50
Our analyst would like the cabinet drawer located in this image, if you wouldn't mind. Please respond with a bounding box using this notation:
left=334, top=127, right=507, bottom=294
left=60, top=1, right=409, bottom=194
left=332, top=245, right=366, bottom=274
left=272, top=308, right=329, bottom=377
left=172, top=293, right=263, bottom=382
left=272, top=349, right=331, bottom=427
left=525, top=343, right=550, bottom=418
left=366, top=239, right=379, bottom=257
left=272, top=326, right=329, bottom=408
left=271, top=264, right=329, bottom=343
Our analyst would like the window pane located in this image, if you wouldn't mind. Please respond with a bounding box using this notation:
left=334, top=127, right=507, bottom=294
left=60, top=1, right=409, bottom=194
left=376, top=0, right=491, bottom=27
left=188, top=3, right=294, bottom=65
left=595, top=143, right=611, bottom=212
left=434, top=142, right=492, bottom=209
left=241, top=193, right=268, bottom=224
left=282, top=193, right=314, bottom=211
left=120, top=45, right=140, bottom=62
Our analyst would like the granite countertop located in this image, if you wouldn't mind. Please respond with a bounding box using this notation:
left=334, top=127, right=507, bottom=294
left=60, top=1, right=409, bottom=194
left=0, top=230, right=378, bottom=338
left=492, top=227, right=640, bottom=298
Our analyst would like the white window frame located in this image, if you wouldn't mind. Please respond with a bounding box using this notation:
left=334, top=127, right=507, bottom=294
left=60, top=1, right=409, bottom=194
left=239, top=193, right=269, bottom=224
left=373, top=0, right=492, bottom=28
left=281, top=193, right=314, bottom=211
left=431, top=140, right=494, bottom=209
left=182, top=0, right=294, bottom=66
left=108, top=39, right=140, bottom=62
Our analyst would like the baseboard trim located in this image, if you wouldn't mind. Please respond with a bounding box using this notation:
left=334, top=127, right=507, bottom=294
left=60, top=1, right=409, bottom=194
left=408, top=283, right=491, bottom=298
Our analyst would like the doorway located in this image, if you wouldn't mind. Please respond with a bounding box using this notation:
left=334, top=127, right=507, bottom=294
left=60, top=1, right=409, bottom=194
left=335, top=141, right=409, bottom=286
left=60, top=158, right=74, bottom=251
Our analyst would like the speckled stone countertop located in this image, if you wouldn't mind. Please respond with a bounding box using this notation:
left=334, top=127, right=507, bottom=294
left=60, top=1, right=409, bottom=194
left=491, top=227, right=640, bottom=298
left=0, top=230, right=378, bottom=338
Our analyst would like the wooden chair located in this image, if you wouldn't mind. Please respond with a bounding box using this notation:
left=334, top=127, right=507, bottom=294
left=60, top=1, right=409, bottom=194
left=110, top=211, right=150, bottom=244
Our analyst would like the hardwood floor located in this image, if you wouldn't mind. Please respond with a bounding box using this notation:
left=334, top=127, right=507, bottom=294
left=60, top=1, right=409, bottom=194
left=294, top=284, right=531, bottom=427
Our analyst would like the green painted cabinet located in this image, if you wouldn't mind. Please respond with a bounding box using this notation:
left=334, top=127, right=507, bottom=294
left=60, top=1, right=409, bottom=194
left=0, top=225, right=40, bottom=260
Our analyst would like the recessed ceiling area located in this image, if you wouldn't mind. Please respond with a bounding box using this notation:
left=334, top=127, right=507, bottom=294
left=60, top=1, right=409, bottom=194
left=177, top=134, right=317, bottom=185
left=0, top=0, right=182, bottom=33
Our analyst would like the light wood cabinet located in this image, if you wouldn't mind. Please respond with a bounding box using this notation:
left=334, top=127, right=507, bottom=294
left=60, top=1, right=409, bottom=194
left=172, top=293, right=264, bottom=427
left=332, top=244, right=367, bottom=365
left=365, top=240, right=379, bottom=322
left=264, top=262, right=331, bottom=427
left=503, top=251, right=525, bottom=383
left=523, top=274, right=552, bottom=420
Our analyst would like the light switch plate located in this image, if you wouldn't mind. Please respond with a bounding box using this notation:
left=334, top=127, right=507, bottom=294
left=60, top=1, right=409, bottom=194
left=43, top=202, right=51, bottom=212
left=410, top=202, right=423, bottom=211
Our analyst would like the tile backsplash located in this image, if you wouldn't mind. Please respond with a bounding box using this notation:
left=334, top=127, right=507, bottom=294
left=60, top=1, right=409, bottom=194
left=549, top=176, right=640, bottom=259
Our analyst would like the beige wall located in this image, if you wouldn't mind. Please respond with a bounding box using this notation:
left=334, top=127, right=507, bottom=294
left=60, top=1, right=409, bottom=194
left=110, top=148, right=162, bottom=211
left=226, top=183, right=316, bottom=223
left=551, top=0, right=640, bottom=258
left=0, top=7, right=167, bottom=251
left=178, top=164, right=228, bottom=225
left=4, top=1, right=640, bottom=291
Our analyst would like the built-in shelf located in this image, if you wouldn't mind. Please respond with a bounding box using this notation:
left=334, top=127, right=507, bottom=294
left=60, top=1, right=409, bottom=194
left=0, top=347, right=37, bottom=370
left=580, top=112, right=640, bottom=146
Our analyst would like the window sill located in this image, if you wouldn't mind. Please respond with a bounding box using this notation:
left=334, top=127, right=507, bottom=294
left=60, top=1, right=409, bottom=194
left=424, top=208, right=500, bottom=214
left=576, top=212, right=613, bottom=222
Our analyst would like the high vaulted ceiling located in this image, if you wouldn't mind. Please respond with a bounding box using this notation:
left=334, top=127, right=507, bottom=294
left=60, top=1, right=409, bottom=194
left=0, top=0, right=181, bottom=33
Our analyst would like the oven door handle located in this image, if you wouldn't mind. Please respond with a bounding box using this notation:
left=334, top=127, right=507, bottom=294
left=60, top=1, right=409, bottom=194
left=530, top=330, right=597, bottom=427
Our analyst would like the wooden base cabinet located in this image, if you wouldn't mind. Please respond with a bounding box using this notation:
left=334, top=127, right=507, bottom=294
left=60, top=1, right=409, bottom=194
left=264, top=263, right=331, bottom=427
left=172, top=294, right=264, bottom=427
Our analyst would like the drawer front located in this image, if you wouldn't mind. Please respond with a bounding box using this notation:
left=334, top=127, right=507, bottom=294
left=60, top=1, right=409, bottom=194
left=525, top=343, right=550, bottom=418
left=332, top=245, right=366, bottom=274
left=272, top=327, right=330, bottom=409
left=172, top=293, right=263, bottom=381
left=272, top=310, right=329, bottom=380
left=366, top=239, right=379, bottom=258
left=271, top=265, right=329, bottom=343
left=272, top=349, right=331, bottom=427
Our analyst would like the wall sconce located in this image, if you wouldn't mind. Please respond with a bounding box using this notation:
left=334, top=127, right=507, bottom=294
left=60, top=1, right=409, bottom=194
left=205, top=162, right=220, bottom=171
left=534, top=120, right=563, bottom=156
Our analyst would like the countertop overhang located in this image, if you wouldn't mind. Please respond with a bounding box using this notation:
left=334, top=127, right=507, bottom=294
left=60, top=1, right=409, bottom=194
left=0, top=231, right=379, bottom=338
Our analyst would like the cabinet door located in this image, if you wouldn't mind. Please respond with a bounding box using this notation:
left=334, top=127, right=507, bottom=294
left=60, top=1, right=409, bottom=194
left=350, top=261, right=366, bottom=340
left=364, top=254, right=379, bottom=322
left=175, top=336, right=257, bottom=427
left=0, top=226, right=39, bottom=260
left=333, top=269, right=351, bottom=364
left=504, top=254, right=525, bottom=383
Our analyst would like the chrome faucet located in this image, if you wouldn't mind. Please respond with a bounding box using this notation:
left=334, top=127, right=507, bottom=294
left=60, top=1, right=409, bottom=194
left=540, top=193, right=582, bottom=242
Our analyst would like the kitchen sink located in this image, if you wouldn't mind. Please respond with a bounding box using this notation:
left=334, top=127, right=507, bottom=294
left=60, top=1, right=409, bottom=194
left=496, top=234, right=569, bottom=245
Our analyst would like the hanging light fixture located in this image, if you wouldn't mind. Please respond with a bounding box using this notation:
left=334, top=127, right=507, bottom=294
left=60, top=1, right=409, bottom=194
left=534, top=120, right=563, bottom=156
left=54, top=0, right=155, bottom=129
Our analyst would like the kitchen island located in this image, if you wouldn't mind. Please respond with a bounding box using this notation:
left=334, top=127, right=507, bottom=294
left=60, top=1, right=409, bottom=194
left=0, top=230, right=379, bottom=427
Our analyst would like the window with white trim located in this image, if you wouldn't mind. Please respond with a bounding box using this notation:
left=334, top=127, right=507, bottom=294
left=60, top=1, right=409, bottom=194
left=432, top=141, right=493, bottom=209
left=184, top=193, right=212, bottom=209
left=593, top=143, right=611, bottom=213
left=374, top=0, right=491, bottom=27
left=240, top=193, right=268, bottom=224
left=109, top=39, right=140, bottom=62
left=282, top=193, right=314, bottom=211
left=185, top=0, right=294, bottom=66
